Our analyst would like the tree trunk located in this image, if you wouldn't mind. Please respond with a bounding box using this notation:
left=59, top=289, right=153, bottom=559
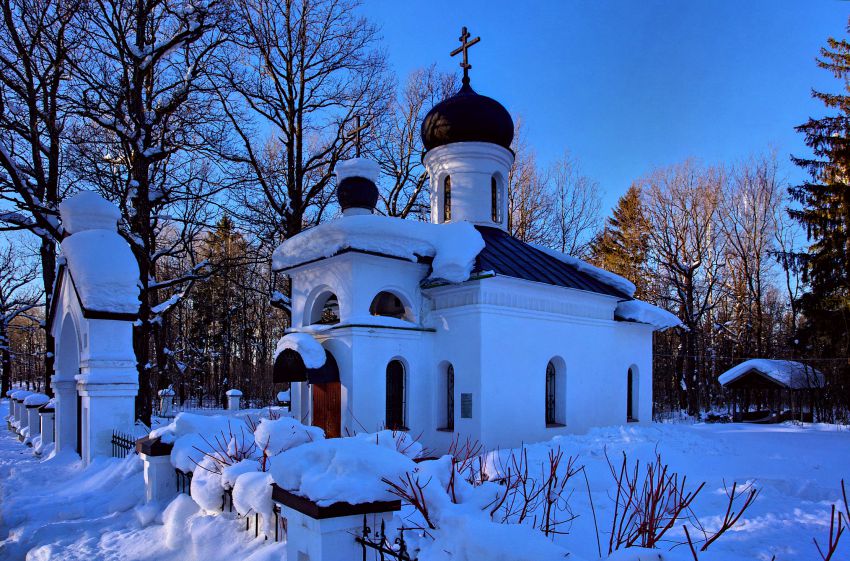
left=1, top=323, right=10, bottom=396
left=41, top=239, right=56, bottom=396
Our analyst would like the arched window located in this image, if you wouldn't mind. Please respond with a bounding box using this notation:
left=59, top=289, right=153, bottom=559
left=386, top=360, right=406, bottom=430
left=443, top=176, right=452, bottom=222
left=627, top=367, right=638, bottom=422
left=491, top=175, right=502, bottom=223
left=310, top=292, right=340, bottom=325
left=370, top=291, right=411, bottom=321
left=445, top=364, right=454, bottom=430
left=545, top=358, right=566, bottom=427
left=545, top=362, right=557, bottom=425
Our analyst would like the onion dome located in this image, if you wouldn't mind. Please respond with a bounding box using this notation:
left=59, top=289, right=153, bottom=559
left=421, top=82, right=514, bottom=152
left=335, top=158, right=380, bottom=214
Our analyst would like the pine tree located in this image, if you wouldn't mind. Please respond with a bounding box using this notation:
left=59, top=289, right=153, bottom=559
left=790, top=24, right=850, bottom=359
left=590, top=185, right=651, bottom=300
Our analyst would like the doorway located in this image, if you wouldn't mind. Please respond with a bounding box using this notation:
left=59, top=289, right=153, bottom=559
left=311, top=382, right=341, bottom=438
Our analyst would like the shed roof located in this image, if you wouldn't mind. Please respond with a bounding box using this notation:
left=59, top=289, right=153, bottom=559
left=718, top=359, right=825, bottom=390
left=472, top=226, right=631, bottom=299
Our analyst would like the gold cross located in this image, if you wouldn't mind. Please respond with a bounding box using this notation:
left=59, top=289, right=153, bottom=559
left=347, top=115, right=369, bottom=157
left=450, top=26, right=480, bottom=84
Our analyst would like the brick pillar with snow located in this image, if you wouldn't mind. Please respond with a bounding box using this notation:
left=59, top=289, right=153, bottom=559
left=272, top=485, right=400, bottom=561
left=136, top=436, right=177, bottom=504
left=226, top=389, right=242, bottom=411
left=36, top=402, right=55, bottom=455
left=23, top=394, right=49, bottom=445
left=159, top=388, right=175, bottom=417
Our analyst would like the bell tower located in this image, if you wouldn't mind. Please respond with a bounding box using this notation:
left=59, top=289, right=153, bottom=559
left=421, top=26, right=515, bottom=231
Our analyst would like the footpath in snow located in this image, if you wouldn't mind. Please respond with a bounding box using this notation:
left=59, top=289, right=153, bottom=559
left=1, top=395, right=848, bottom=561
left=0, top=399, right=283, bottom=561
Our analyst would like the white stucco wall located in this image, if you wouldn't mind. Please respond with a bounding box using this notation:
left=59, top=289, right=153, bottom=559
left=426, top=276, right=653, bottom=451
left=284, top=247, right=655, bottom=455
left=423, top=142, right=513, bottom=230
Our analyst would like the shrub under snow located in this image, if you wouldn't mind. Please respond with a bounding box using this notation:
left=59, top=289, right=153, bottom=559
left=269, top=437, right=416, bottom=506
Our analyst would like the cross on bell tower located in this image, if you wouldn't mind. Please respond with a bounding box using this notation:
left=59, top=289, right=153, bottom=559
left=450, top=26, right=480, bottom=85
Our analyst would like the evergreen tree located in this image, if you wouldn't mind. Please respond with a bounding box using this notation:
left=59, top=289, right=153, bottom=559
left=790, top=23, right=850, bottom=359
left=590, top=185, right=651, bottom=300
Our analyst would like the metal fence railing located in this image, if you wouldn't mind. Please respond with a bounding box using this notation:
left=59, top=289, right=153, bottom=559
left=111, top=431, right=136, bottom=458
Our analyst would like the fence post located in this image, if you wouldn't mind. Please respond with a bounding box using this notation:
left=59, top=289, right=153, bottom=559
left=271, top=484, right=401, bottom=561
left=158, top=388, right=175, bottom=418
left=136, top=435, right=176, bottom=504
left=37, top=403, right=55, bottom=455
left=226, top=389, right=242, bottom=411
left=14, top=394, right=31, bottom=440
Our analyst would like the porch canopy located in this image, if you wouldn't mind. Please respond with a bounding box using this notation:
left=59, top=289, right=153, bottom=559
left=273, top=333, right=338, bottom=384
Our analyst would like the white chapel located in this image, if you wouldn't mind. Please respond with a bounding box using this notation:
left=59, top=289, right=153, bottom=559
left=271, top=32, right=678, bottom=452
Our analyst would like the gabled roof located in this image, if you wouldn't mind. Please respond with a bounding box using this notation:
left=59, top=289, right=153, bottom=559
left=718, top=359, right=825, bottom=390
left=472, top=226, right=631, bottom=299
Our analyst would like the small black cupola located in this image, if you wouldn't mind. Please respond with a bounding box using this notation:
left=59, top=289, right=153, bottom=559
left=335, top=158, right=380, bottom=216
left=421, top=26, right=514, bottom=152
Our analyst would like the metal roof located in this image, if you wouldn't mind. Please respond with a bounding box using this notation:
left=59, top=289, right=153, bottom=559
left=473, top=226, right=630, bottom=299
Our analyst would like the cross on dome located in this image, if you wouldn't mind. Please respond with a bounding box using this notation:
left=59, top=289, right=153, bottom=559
left=346, top=115, right=370, bottom=157
left=450, top=26, right=480, bottom=84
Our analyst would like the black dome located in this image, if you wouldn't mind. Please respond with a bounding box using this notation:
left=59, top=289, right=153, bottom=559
left=337, top=176, right=378, bottom=211
left=421, top=82, right=514, bottom=151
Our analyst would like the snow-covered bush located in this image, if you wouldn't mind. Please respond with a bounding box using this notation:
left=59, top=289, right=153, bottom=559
left=269, top=437, right=416, bottom=506
left=253, top=416, right=324, bottom=458
left=350, top=429, right=425, bottom=459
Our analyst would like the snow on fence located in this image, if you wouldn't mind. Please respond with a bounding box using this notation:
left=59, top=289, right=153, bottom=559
left=152, top=393, right=282, bottom=419
left=172, top=466, right=286, bottom=543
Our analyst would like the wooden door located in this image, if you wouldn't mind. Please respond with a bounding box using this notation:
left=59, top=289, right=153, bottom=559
left=311, top=382, right=341, bottom=438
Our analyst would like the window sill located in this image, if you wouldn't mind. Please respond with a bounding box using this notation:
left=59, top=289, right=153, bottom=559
left=387, top=426, right=409, bottom=432
left=436, top=427, right=454, bottom=433
left=627, top=418, right=639, bottom=423
left=546, top=423, right=566, bottom=428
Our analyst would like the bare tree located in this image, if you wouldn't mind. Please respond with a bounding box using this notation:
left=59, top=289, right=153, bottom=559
left=508, top=118, right=552, bottom=244
left=67, top=0, right=229, bottom=423
left=0, top=0, right=79, bottom=393
left=215, top=0, right=389, bottom=240
left=642, top=160, right=725, bottom=415
left=548, top=151, right=602, bottom=257
left=374, top=66, right=456, bottom=219
left=720, top=153, right=783, bottom=357
left=0, top=238, right=41, bottom=396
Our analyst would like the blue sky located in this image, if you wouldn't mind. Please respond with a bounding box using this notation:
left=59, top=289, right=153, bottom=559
left=360, top=0, right=849, bottom=211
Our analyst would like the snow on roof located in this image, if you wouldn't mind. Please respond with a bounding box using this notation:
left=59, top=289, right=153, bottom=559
left=58, top=191, right=121, bottom=235
left=274, top=333, right=326, bottom=369
left=615, top=299, right=681, bottom=331
left=718, top=359, right=825, bottom=389
left=335, top=158, right=379, bottom=182
left=531, top=243, right=637, bottom=298
left=272, top=215, right=485, bottom=283
left=61, top=229, right=141, bottom=316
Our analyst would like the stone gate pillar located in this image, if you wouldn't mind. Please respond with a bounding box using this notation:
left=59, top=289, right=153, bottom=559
left=49, top=191, right=141, bottom=465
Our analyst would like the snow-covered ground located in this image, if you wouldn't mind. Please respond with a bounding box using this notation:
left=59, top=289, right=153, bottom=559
left=0, top=400, right=283, bottom=561
left=1, top=397, right=847, bottom=561
left=517, top=421, right=850, bottom=560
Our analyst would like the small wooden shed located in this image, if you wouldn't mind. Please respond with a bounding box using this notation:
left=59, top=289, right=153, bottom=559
left=718, top=359, right=824, bottom=423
